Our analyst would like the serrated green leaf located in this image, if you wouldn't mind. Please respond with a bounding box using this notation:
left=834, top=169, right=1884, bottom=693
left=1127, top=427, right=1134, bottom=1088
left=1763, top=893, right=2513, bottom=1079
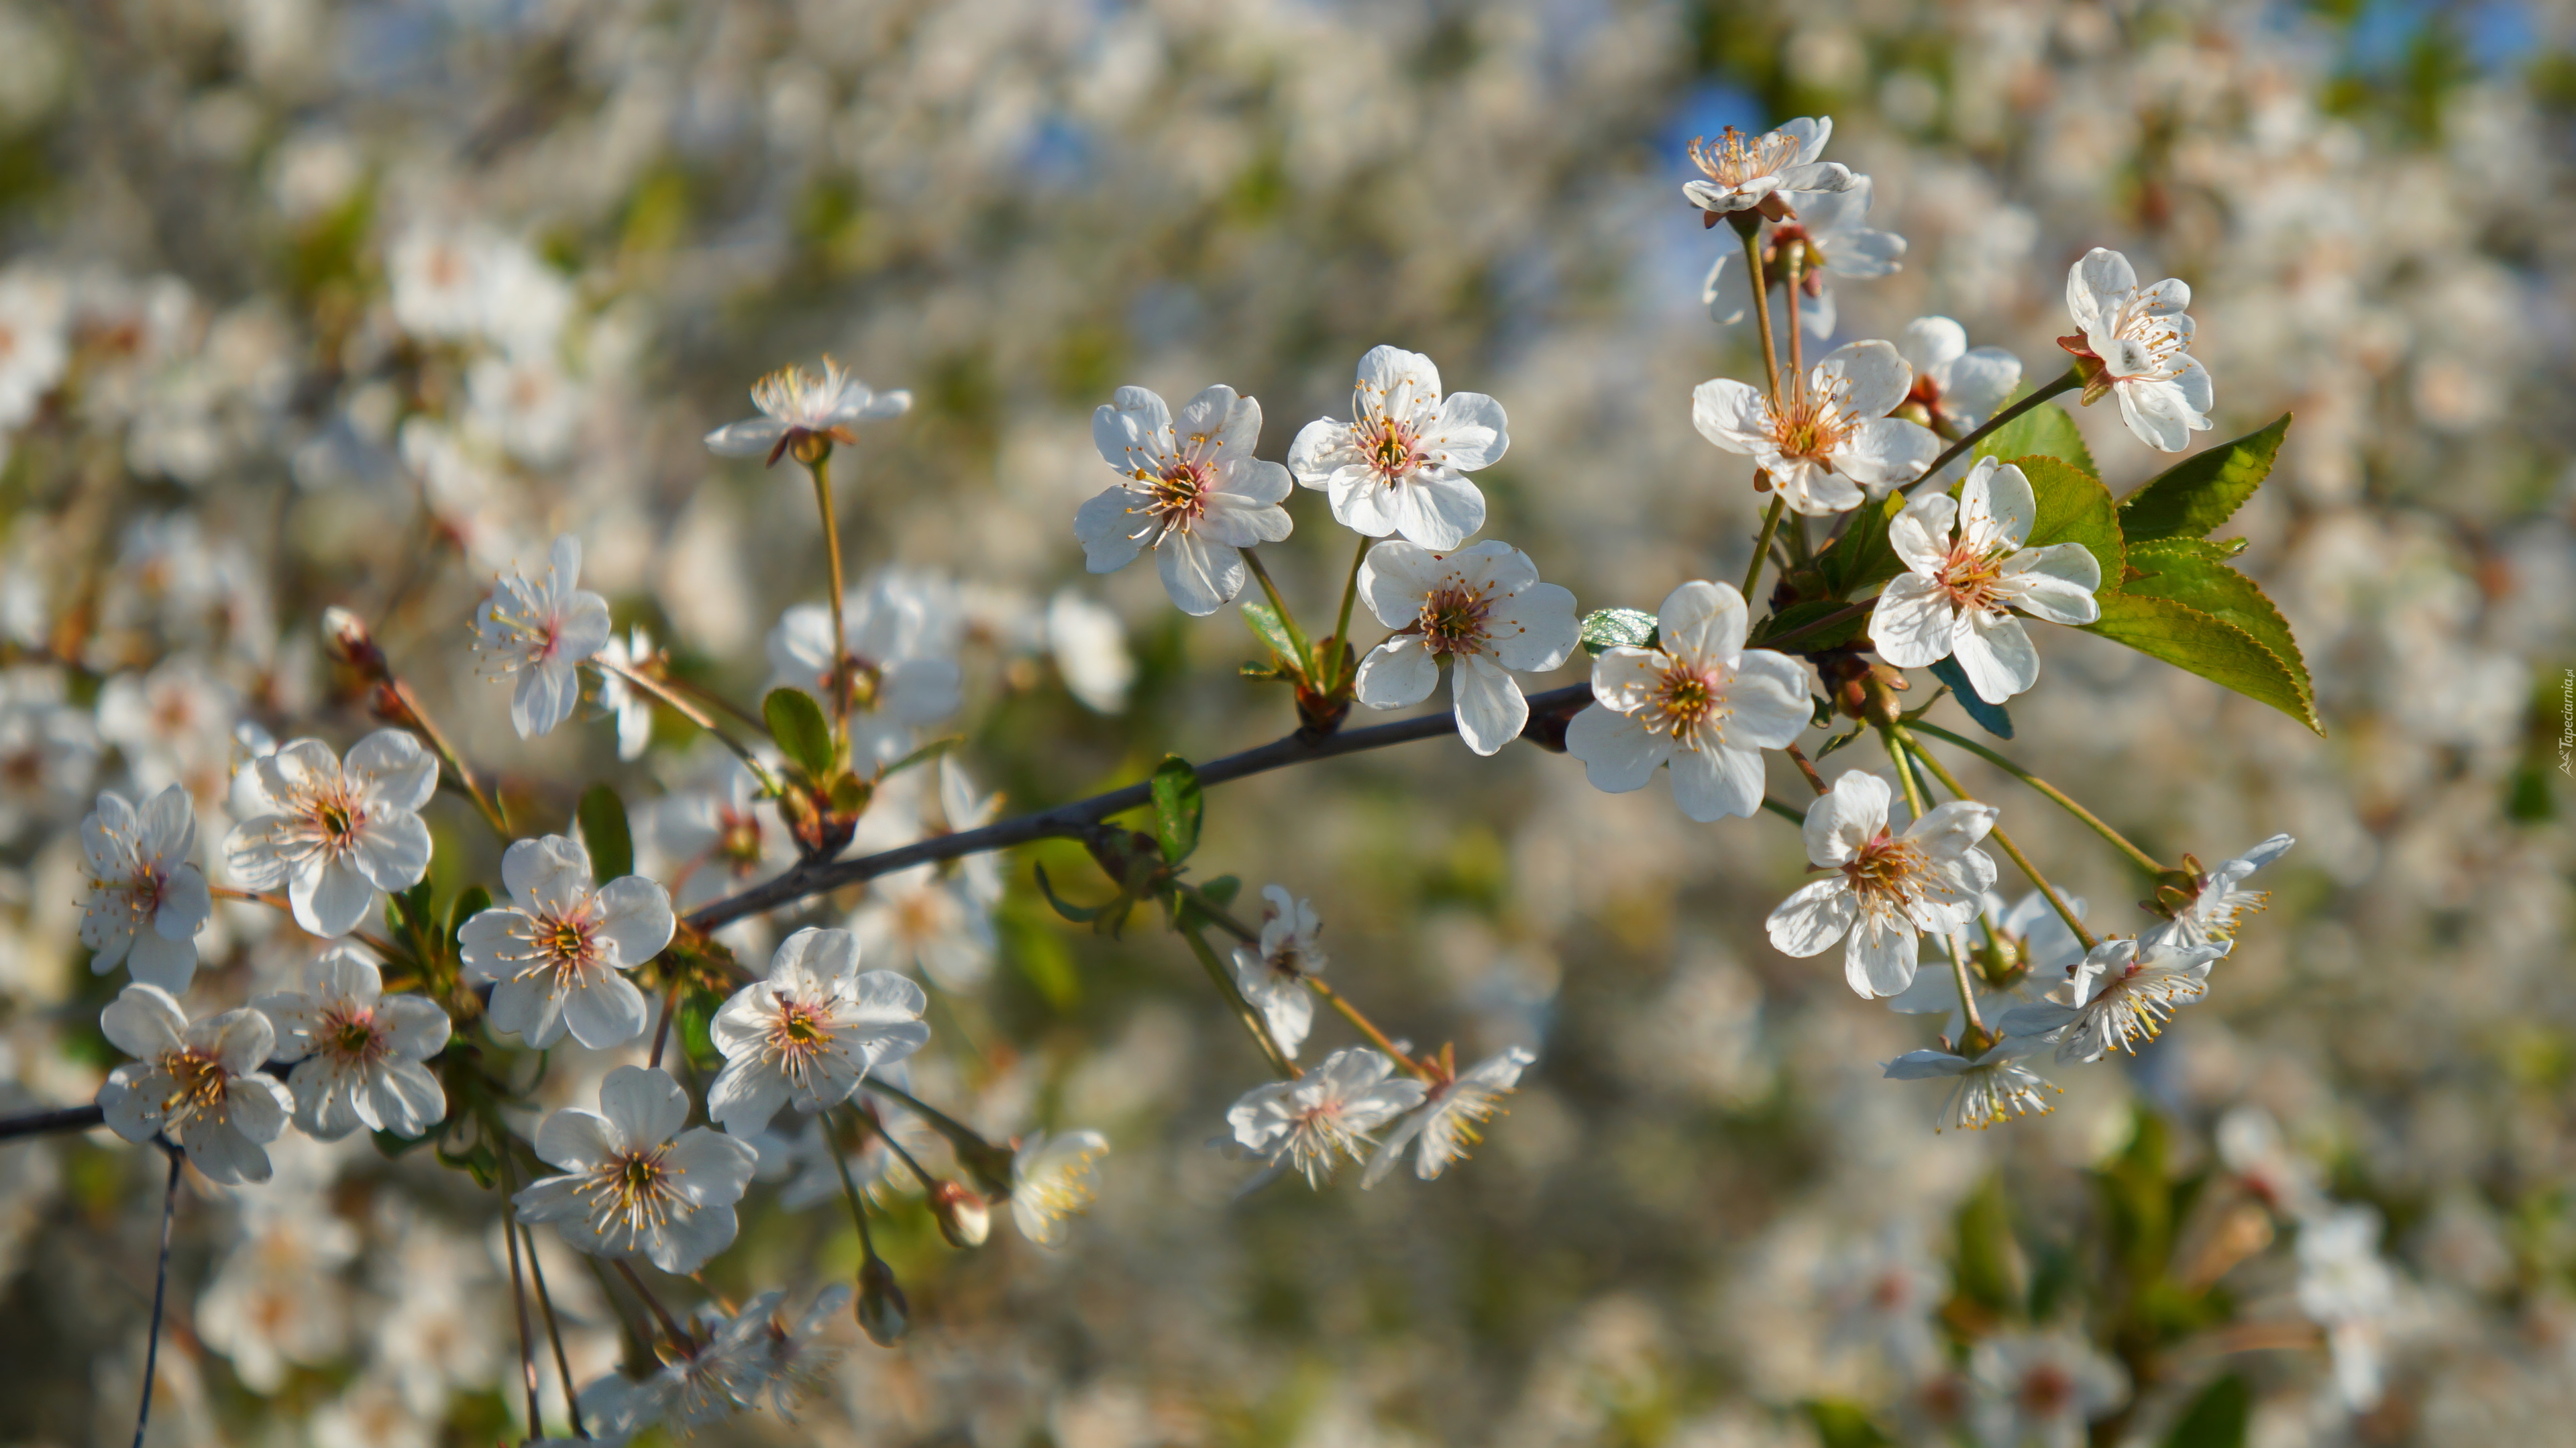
left=1578, top=607, right=1657, bottom=656
left=1974, top=399, right=2096, bottom=480
left=1927, top=656, right=2014, bottom=739
left=2118, top=542, right=2319, bottom=731
left=1819, top=490, right=1908, bottom=597
left=1149, top=754, right=1203, bottom=865
left=1756, top=597, right=1868, bottom=651
left=2163, top=1375, right=2251, bottom=1448
left=2084, top=592, right=2324, bottom=735
left=762, top=687, right=837, bottom=778
left=1238, top=602, right=1306, bottom=681
left=575, top=784, right=634, bottom=881
left=2015, top=454, right=2125, bottom=605
left=2118, top=413, right=2290, bottom=543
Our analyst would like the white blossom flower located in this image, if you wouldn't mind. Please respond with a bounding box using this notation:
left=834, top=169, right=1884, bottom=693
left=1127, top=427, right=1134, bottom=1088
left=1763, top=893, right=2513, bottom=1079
left=593, top=625, right=657, bottom=760
left=1692, top=340, right=1939, bottom=515
left=387, top=226, right=495, bottom=342
left=735, top=1284, right=855, bottom=1417
left=1969, top=1331, right=2129, bottom=1448
left=96, top=657, right=241, bottom=802
left=465, top=350, right=584, bottom=468
left=196, top=1165, right=360, bottom=1392
left=1883, top=1039, right=2059, bottom=1133
left=1288, top=346, right=1507, bottom=550
left=458, top=834, right=675, bottom=1049
left=1077, top=383, right=1294, bottom=616
left=513, top=1065, right=761, bottom=1275
left=2139, top=835, right=2294, bottom=956
left=254, top=944, right=451, bottom=1138
left=1045, top=589, right=1134, bottom=714
left=1563, top=580, right=1812, bottom=821
left=849, top=863, right=995, bottom=992
left=472, top=533, right=612, bottom=739
left=1010, top=1129, right=1110, bottom=1246
left=223, top=729, right=436, bottom=938
left=765, top=570, right=962, bottom=764
left=1702, top=175, right=1904, bottom=339
left=0, top=266, right=70, bottom=431
left=578, top=1312, right=769, bottom=1438
left=704, top=356, right=910, bottom=466
left=1226, top=1047, right=1428, bottom=1187
left=1819, top=1227, right=1944, bottom=1374
left=1998, top=936, right=2227, bottom=1064
left=78, top=786, right=212, bottom=991
left=1362, top=1045, right=1534, bottom=1186
left=2062, top=247, right=2213, bottom=452
left=1681, top=117, right=1854, bottom=223
left=1884, top=890, right=2083, bottom=1035
left=95, top=983, right=294, bottom=1184
left=936, top=758, right=1004, bottom=907
left=1229, top=885, right=1324, bottom=1059
left=0, top=674, right=101, bottom=839
left=2216, top=1106, right=2328, bottom=1221
left=2297, top=1206, right=2397, bottom=1410
left=638, top=755, right=795, bottom=915
left=1351, top=539, right=1578, bottom=756
left=1867, top=456, right=2102, bottom=703
left=707, top=926, right=929, bottom=1135
left=1896, top=317, right=2023, bottom=437
left=1766, top=771, right=1998, bottom=997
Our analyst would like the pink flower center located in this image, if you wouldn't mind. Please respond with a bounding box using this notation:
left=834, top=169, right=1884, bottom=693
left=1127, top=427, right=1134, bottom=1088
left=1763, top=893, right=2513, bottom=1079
left=1932, top=540, right=2011, bottom=614
left=1841, top=829, right=1933, bottom=916
left=1644, top=659, right=1729, bottom=749
left=1416, top=584, right=1491, bottom=657
left=320, top=1004, right=389, bottom=1066
left=1356, top=410, right=1426, bottom=484
left=1766, top=383, right=1854, bottom=464
left=762, top=995, right=837, bottom=1084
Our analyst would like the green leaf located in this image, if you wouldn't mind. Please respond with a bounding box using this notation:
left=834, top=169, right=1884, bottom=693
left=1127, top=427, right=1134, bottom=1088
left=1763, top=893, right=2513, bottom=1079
left=2110, top=543, right=2321, bottom=733
left=762, top=687, right=837, bottom=778
left=1801, top=1400, right=1894, bottom=1448
left=2015, top=454, right=2125, bottom=606
left=1198, top=874, right=1242, bottom=907
left=576, top=784, right=634, bottom=881
left=1755, top=597, right=1868, bottom=651
left=1927, top=656, right=2014, bottom=739
left=1974, top=399, right=2096, bottom=480
left=1578, top=607, right=1656, bottom=656
left=371, top=1127, right=433, bottom=1159
left=2085, top=592, right=2322, bottom=735
left=1819, top=491, right=1908, bottom=597
left=1149, top=755, right=1203, bottom=865
left=446, top=884, right=491, bottom=960
left=876, top=734, right=961, bottom=780
left=2163, top=1375, right=2251, bottom=1448
left=1238, top=602, right=1307, bottom=681
left=2118, top=413, right=2290, bottom=543
left=1032, top=863, right=1102, bottom=923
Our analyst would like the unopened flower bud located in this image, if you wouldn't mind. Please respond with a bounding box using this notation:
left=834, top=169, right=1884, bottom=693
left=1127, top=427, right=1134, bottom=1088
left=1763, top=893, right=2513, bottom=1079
left=855, top=1257, right=908, bottom=1346
left=929, top=1180, right=990, bottom=1249
left=321, top=606, right=389, bottom=680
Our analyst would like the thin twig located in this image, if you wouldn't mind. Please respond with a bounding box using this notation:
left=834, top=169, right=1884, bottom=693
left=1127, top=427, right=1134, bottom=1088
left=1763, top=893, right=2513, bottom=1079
left=1904, top=721, right=2166, bottom=874
left=519, top=1221, right=586, bottom=1441
left=131, top=1147, right=182, bottom=1448
left=1741, top=495, right=1786, bottom=605
left=1899, top=734, right=2097, bottom=951
left=497, top=1153, right=545, bottom=1439
left=1902, top=368, right=2082, bottom=495
left=1307, top=978, right=1428, bottom=1078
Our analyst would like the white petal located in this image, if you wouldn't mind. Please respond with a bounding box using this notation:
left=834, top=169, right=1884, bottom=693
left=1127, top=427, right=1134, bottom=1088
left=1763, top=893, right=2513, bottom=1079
left=1833, top=417, right=1939, bottom=489
left=346, top=729, right=438, bottom=812
left=598, top=1065, right=690, bottom=1149
left=1955, top=610, right=2040, bottom=703
left=1960, top=459, right=2036, bottom=552
left=1845, top=917, right=1920, bottom=998
left=1426, top=391, right=1508, bottom=470
left=1690, top=378, right=1770, bottom=455
left=1869, top=573, right=1958, bottom=668
left=2001, top=545, right=2102, bottom=623
left=1388, top=473, right=1485, bottom=551
left=1564, top=703, right=1667, bottom=792
left=1900, top=316, right=1966, bottom=373
left=1656, top=580, right=1748, bottom=666
left=563, top=972, right=650, bottom=1049
left=1807, top=770, right=1890, bottom=865
left=1768, top=879, right=1858, bottom=957
left=296, top=854, right=379, bottom=937
left=1486, top=581, right=1577, bottom=673
left=1667, top=741, right=1765, bottom=822
left=705, top=417, right=790, bottom=458
left=1819, top=340, right=1911, bottom=419
left=1073, top=487, right=1148, bottom=573
left=1888, top=494, right=1955, bottom=574
left=1155, top=533, right=1244, bottom=617
left=1449, top=655, right=1527, bottom=756
left=1352, top=637, right=1438, bottom=710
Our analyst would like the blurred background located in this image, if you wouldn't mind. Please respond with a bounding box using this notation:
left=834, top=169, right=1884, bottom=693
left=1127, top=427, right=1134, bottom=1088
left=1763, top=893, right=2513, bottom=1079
left=0, top=0, right=2571, bottom=1444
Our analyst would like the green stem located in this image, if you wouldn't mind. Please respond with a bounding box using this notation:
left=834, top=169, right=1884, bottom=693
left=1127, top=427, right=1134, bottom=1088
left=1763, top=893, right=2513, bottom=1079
left=1760, top=796, right=1807, bottom=825
left=1741, top=496, right=1786, bottom=605
left=807, top=452, right=851, bottom=738
left=594, top=660, right=780, bottom=794
left=850, top=1104, right=938, bottom=1191
left=1945, top=933, right=1992, bottom=1051
left=1242, top=550, right=1315, bottom=682
left=822, top=1111, right=882, bottom=1263
left=1905, top=368, right=2082, bottom=494
left=1178, top=919, right=1299, bottom=1078
left=1741, top=223, right=1780, bottom=402
left=496, top=1154, right=545, bottom=1436
left=1328, top=533, right=1373, bottom=692
left=1879, top=723, right=1929, bottom=821
left=1307, top=977, right=1429, bottom=1079
left=520, top=1221, right=586, bottom=1441
left=1904, top=721, right=2166, bottom=874
left=1896, top=732, right=2097, bottom=951
left=389, top=679, right=510, bottom=837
